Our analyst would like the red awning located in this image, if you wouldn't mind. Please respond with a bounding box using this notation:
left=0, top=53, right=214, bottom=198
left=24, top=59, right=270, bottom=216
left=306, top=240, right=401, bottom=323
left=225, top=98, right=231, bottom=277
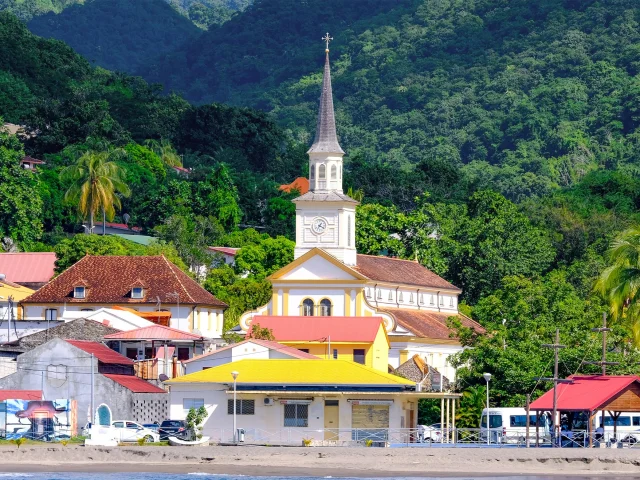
left=530, top=375, right=640, bottom=412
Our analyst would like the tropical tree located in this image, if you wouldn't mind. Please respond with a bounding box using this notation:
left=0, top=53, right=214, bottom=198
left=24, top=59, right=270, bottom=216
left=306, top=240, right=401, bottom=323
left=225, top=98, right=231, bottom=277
left=61, top=150, right=131, bottom=233
left=144, top=138, right=182, bottom=167
left=595, top=227, right=640, bottom=345
left=456, top=385, right=487, bottom=429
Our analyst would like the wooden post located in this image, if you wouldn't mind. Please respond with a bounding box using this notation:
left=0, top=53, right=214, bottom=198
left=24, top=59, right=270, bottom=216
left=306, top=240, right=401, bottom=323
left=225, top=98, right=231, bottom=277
left=588, top=410, right=595, bottom=448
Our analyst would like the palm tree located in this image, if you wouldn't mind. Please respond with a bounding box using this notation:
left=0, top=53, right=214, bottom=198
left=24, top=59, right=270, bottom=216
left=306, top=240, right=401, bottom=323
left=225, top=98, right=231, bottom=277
left=61, top=150, right=131, bottom=233
left=144, top=138, right=182, bottom=167
left=456, top=385, right=487, bottom=428
left=596, top=227, right=640, bottom=345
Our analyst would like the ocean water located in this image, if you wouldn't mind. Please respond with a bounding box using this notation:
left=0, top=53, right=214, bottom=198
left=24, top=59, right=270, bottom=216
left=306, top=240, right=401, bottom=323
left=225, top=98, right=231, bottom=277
left=0, top=475, right=633, bottom=480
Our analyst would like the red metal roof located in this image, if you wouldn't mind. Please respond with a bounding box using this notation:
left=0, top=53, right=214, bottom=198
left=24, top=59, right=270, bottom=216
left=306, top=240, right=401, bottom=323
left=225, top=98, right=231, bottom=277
left=0, top=252, right=56, bottom=284
left=103, top=374, right=167, bottom=393
left=529, top=376, right=640, bottom=412
left=65, top=340, right=134, bottom=365
left=104, top=324, right=204, bottom=341
left=183, top=339, right=319, bottom=364
left=104, top=222, right=142, bottom=232
left=250, top=316, right=385, bottom=343
left=207, top=247, right=239, bottom=256
left=0, top=390, right=43, bottom=401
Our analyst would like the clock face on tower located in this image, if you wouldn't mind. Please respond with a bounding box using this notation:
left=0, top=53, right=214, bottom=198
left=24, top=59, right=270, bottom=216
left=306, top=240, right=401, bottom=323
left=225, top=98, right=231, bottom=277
left=311, top=217, right=328, bottom=235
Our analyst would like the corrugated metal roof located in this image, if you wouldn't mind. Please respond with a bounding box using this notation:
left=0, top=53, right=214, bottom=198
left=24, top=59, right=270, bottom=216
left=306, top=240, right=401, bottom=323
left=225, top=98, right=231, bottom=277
left=183, top=339, right=318, bottom=364
left=103, top=374, right=167, bottom=393
left=104, top=324, right=203, bottom=341
left=65, top=340, right=134, bottom=365
left=530, top=376, right=640, bottom=412
left=169, top=359, right=414, bottom=386
left=250, top=316, right=383, bottom=343
left=0, top=390, right=43, bottom=401
left=0, top=252, right=56, bottom=284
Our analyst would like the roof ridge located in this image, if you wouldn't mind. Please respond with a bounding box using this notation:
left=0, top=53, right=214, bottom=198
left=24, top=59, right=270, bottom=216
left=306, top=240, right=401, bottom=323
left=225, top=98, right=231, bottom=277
left=161, top=255, right=196, bottom=303
left=22, top=254, right=90, bottom=302
left=356, top=253, right=420, bottom=263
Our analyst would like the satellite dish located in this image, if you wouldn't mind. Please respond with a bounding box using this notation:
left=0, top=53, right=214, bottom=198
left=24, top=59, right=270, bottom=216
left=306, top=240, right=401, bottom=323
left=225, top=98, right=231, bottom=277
left=158, top=374, right=169, bottom=382
left=123, top=213, right=130, bottom=225
left=0, top=274, right=5, bottom=281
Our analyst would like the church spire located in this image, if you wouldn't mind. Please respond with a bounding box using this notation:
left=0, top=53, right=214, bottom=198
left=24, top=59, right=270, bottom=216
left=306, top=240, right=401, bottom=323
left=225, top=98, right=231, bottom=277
left=308, top=33, right=344, bottom=155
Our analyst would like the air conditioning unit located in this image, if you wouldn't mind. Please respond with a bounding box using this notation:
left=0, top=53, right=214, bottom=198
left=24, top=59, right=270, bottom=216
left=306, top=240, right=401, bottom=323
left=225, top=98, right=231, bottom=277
left=264, top=398, right=275, bottom=406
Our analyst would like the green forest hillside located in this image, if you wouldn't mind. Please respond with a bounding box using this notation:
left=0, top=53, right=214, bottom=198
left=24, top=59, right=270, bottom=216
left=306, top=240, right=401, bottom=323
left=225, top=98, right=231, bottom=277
left=141, top=0, right=640, bottom=208
left=28, top=0, right=201, bottom=73
left=0, top=0, right=83, bottom=21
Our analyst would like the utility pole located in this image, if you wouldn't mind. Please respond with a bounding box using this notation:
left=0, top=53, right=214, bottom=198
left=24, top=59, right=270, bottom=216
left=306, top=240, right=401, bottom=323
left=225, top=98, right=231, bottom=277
left=586, top=313, right=619, bottom=375
left=538, top=329, right=571, bottom=447
left=90, top=353, right=95, bottom=424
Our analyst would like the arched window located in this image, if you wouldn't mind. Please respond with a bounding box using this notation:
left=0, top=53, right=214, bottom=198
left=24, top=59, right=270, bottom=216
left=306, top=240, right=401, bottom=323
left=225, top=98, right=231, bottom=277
left=450, top=297, right=454, bottom=307
left=339, top=165, right=342, bottom=179
left=388, top=291, right=393, bottom=301
left=310, top=165, right=315, bottom=180
left=409, top=293, right=414, bottom=303
left=419, top=294, right=424, bottom=305
left=366, top=288, right=371, bottom=298
left=430, top=295, right=434, bottom=306
left=319, top=298, right=332, bottom=316
left=377, top=289, right=382, bottom=300
left=301, top=298, right=314, bottom=316
left=399, top=292, right=404, bottom=302
left=331, top=164, right=337, bottom=179
left=439, top=295, right=444, bottom=306
left=347, top=215, right=351, bottom=247
left=319, top=164, right=326, bottom=179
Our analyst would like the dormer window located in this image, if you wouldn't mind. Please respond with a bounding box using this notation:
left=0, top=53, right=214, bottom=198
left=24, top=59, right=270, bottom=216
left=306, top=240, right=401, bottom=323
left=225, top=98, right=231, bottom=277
left=74, top=286, right=85, bottom=299
left=131, top=287, right=144, bottom=299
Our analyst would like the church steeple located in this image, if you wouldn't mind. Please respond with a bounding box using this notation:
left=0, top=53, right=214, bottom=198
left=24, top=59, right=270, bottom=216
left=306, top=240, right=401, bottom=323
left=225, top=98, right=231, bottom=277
left=308, top=33, right=344, bottom=193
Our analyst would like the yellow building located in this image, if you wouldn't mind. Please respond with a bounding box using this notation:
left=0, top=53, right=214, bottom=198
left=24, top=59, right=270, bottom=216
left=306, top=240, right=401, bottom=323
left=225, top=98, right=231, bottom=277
left=250, top=314, right=389, bottom=372
left=0, top=278, right=34, bottom=322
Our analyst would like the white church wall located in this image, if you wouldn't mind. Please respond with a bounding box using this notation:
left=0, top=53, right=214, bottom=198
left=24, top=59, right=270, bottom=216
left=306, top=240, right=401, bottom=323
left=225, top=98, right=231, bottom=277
left=283, top=255, right=356, bottom=281
left=288, top=289, right=346, bottom=316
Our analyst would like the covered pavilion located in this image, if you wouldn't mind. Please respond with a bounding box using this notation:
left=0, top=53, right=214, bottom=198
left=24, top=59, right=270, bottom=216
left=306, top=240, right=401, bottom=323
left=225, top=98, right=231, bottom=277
left=530, top=375, right=640, bottom=446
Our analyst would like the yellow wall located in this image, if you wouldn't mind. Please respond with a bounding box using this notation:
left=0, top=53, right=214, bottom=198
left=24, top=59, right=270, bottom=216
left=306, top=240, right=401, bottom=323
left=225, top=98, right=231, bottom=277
left=371, top=324, right=390, bottom=372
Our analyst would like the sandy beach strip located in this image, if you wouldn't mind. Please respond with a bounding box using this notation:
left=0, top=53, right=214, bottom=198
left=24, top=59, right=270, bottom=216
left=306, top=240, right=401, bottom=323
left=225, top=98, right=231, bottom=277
left=2, top=445, right=640, bottom=477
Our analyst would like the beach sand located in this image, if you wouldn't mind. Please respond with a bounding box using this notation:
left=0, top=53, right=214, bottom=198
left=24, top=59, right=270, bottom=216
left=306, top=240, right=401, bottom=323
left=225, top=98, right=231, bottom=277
left=2, top=445, right=640, bottom=477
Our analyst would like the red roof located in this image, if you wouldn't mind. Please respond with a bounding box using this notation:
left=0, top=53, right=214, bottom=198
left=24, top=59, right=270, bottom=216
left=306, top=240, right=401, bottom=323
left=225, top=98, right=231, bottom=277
left=0, top=390, right=43, bottom=401
left=207, top=247, right=239, bottom=256
left=250, top=316, right=385, bottom=343
left=65, top=340, right=134, bottom=365
left=103, top=374, right=167, bottom=393
left=530, top=376, right=640, bottom=412
left=21, top=156, right=45, bottom=165
left=354, top=255, right=460, bottom=291
left=104, top=222, right=142, bottom=233
left=104, top=324, right=204, bottom=341
left=22, top=255, right=226, bottom=307
left=184, top=339, right=318, bottom=364
left=383, top=308, right=485, bottom=340
left=0, top=252, right=56, bottom=284
left=279, top=177, right=309, bottom=195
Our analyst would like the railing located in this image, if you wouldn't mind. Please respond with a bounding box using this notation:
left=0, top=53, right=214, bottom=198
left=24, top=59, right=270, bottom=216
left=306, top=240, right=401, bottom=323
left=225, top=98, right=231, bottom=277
left=134, top=359, right=184, bottom=380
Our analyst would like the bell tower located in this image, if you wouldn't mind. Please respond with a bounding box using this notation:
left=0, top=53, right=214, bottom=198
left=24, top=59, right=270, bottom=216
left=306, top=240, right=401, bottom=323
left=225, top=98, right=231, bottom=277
left=292, top=34, right=358, bottom=265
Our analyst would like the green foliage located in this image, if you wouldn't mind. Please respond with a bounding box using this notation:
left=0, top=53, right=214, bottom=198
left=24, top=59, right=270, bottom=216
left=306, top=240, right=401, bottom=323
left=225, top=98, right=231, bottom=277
left=233, top=235, right=294, bottom=279
left=28, top=0, right=201, bottom=74
left=53, top=234, right=144, bottom=272
left=0, top=0, right=84, bottom=21
left=186, top=405, right=207, bottom=439
left=246, top=322, right=275, bottom=341
left=0, top=126, right=43, bottom=246
left=456, top=385, right=486, bottom=429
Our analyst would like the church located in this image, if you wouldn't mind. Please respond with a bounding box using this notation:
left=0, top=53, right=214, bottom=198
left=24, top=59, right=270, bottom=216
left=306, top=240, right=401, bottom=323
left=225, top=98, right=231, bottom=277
left=239, top=40, right=483, bottom=384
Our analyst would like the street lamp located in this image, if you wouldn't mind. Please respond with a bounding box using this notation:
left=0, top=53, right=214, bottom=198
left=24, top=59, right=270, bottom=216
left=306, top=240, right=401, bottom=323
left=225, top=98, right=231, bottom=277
left=231, top=371, right=239, bottom=443
left=483, top=373, right=492, bottom=445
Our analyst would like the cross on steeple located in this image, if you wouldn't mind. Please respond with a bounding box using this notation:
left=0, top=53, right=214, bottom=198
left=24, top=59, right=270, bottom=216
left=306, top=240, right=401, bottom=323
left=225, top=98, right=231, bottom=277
left=322, top=32, right=333, bottom=52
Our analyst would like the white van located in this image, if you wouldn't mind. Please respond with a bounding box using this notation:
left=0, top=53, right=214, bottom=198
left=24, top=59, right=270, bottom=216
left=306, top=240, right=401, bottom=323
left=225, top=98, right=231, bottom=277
left=592, top=412, right=640, bottom=443
left=481, top=408, right=551, bottom=444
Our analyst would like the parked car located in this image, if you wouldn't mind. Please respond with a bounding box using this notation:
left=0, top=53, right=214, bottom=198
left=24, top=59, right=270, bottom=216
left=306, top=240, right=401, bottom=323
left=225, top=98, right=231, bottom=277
left=158, top=420, right=190, bottom=440
left=143, top=423, right=160, bottom=433
left=111, top=421, right=159, bottom=443
left=418, top=423, right=442, bottom=443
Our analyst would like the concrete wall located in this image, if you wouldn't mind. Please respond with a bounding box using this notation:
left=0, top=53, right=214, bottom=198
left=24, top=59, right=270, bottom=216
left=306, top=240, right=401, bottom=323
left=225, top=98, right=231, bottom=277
left=0, top=320, right=59, bottom=343
left=0, top=338, right=168, bottom=425
left=0, top=357, right=17, bottom=379
left=169, top=383, right=411, bottom=441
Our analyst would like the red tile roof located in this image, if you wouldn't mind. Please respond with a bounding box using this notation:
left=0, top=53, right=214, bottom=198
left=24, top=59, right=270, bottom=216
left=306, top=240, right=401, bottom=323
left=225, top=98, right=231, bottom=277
left=104, top=324, right=203, bottom=341
left=184, top=339, right=319, bottom=364
left=103, top=374, right=167, bottom=393
left=250, top=316, right=385, bottom=343
left=354, top=255, right=460, bottom=291
left=530, top=376, right=640, bottom=412
left=0, top=390, right=43, bottom=401
left=21, top=156, right=45, bottom=165
left=65, top=340, right=134, bottom=365
left=0, top=252, right=56, bottom=284
left=104, top=222, right=142, bottom=233
left=22, top=255, right=227, bottom=307
left=383, top=308, right=485, bottom=340
left=207, top=247, right=239, bottom=256
left=279, top=177, right=310, bottom=195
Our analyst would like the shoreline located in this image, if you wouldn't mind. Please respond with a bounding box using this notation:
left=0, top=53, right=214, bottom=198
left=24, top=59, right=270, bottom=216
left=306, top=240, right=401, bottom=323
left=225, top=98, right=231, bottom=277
left=2, top=445, right=640, bottom=477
